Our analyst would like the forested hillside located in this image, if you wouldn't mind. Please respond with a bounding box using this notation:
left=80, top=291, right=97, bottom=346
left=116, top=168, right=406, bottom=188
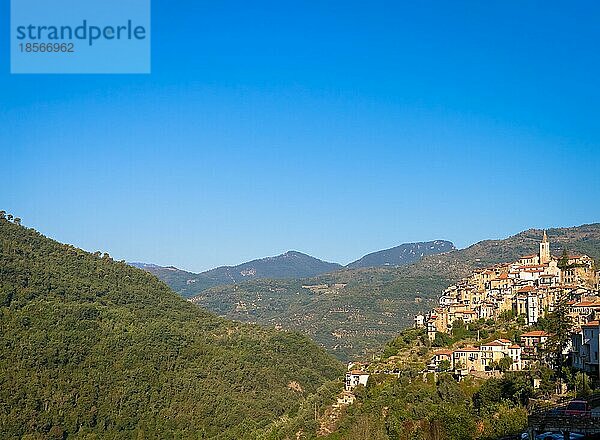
left=0, top=219, right=343, bottom=439
left=192, top=274, right=450, bottom=360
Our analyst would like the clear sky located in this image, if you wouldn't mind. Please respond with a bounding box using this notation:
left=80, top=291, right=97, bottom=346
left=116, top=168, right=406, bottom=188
left=2, top=1, right=599, bottom=272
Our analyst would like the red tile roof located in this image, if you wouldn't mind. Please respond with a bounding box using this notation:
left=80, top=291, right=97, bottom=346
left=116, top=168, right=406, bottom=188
left=573, top=302, right=600, bottom=308
left=348, top=370, right=369, bottom=375
left=434, top=349, right=453, bottom=356
left=481, top=341, right=504, bottom=347
left=520, top=330, right=548, bottom=337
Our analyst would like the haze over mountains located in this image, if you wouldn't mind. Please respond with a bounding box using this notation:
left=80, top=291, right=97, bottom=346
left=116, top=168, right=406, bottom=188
left=131, top=240, right=455, bottom=298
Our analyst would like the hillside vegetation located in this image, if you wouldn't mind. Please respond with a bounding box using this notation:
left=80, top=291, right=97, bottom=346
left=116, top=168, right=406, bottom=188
left=193, top=274, right=451, bottom=360
left=0, top=219, right=343, bottom=439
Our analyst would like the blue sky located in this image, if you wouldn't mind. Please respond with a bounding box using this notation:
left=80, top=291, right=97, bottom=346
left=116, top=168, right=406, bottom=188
left=2, top=1, right=599, bottom=272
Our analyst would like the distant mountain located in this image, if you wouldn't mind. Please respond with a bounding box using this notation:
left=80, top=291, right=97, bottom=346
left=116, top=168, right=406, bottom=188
left=129, top=263, right=222, bottom=295
left=0, top=219, right=343, bottom=439
left=346, top=240, right=456, bottom=269
left=203, top=250, right=342, bottom=283
left=131, top=251, right=342, bottom=298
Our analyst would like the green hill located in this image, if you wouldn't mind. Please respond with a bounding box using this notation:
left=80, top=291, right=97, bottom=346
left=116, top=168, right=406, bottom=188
left=0, top=219, right=344, bottom=439
left=131, top=251, right=342, bottom=298
left=191, top=224, right=600, bottom=361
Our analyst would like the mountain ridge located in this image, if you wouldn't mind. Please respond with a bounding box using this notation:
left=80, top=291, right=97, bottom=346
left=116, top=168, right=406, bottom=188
left=132, top=240, right=455, bottom=297
left=346, top=239, right=456, bottom=269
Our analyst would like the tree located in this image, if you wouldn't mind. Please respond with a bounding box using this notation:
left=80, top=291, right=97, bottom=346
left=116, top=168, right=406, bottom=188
left=498, top=309, right=515, bottom=322
left=543, top=296, right=573, bottom=377
left=574, top=371, right=591, bottom=397
left=498, top=356, right=513, bottom=372
left=439, top=359, right=451, bottom=372
left=7, top=214, right=13, bottom=221
left=0, top=210, right=5, bottom=220
left=14, top=217, right=21, bottom=226
left=451, top=319, right=470, bottom=340
left=558, top=248, right=569, bottom=269
left=433, top=332, right=452, bottom=347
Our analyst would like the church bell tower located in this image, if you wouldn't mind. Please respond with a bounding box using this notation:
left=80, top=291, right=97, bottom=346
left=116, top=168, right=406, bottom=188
left=539, top=230, right=550, bottom=264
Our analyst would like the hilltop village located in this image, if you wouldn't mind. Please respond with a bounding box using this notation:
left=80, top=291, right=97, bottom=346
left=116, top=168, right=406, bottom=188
left=343, top=232, right=600, bottom=392
left=409, top=231, right=600, bottom=376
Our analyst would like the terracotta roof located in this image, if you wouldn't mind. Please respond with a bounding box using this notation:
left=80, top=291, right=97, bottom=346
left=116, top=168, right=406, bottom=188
left=481, top=341, right=504, bottom=347
left=582, top=321, right=600, bottom=327
left=573, top=302, right=600, bottom=308
left=521, top=254, right=538, bottom=259
left=518, top=286, right=536, bottom=293
left=434, top=349, right=453, bottom=356
left=348, top=370, right=369, bottom=375
left=509, top=344, right=521, bottom=349
left=497, top=339, right=511, bottom=343
left=454, top=347, right=479, bottom=352
left=520, top=330, right=549, bottom=337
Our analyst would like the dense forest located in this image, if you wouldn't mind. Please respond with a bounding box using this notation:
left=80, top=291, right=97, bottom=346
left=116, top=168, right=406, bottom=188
left=0, top=218, right=344, bottom=439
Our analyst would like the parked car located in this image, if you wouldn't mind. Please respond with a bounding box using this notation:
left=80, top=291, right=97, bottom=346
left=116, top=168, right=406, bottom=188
left=521, top=432, right=584, bottom=440
left=564, top=400, right=590, bottom=417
